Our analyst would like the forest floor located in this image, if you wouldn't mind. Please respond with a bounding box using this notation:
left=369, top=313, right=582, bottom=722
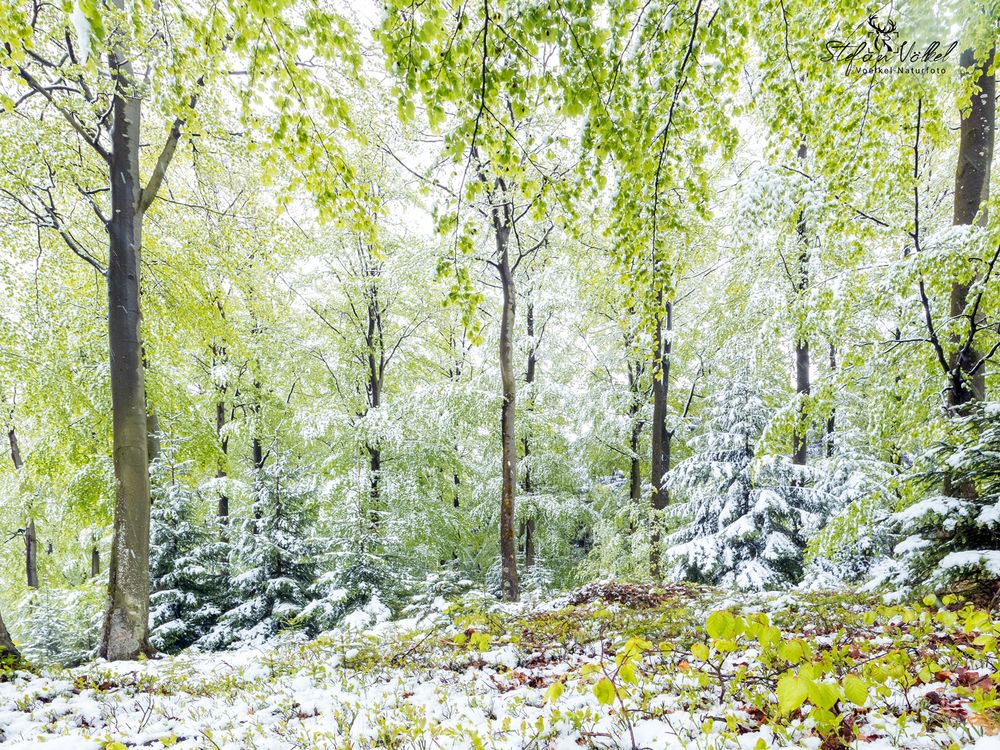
left=1, top=583, right=999, bottom=749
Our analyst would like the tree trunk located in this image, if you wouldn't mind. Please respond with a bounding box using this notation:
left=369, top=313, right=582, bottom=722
left=8, top=427, right=22, bottom=470
left=826, top=344, right=836, bottom=457
left=629, top=418, right=642, bottom=502
left=945, top=47, right=995, bottom=500
left=252, top=435, right=264, bottom=471
left=625, top=334, right=645, bottom=504
left=216, top=397, right=229, bottom=521
left=365, top=266, right=384, bottom=533
left=24, top=519, right=38, bottom=590
left=100, top=52, right=152, bottom=661
left=8, top=426, right=36, bottom=589
left=948, top=47, right=995, bottom=413
left=650, top=297, right=671, bottom=507
left=146, top=407, right=161, bottom=465
left=520, top=300, right=537, bottom=569
left=649, top=297, right=672, bottom=577
left=792, top=338, right=810, bottom=466
left=497, top=226, right=520, bottom=602
left=368, top=443, right=381, bottom=531
left=792, top=142, right=811, bottom=468
left=0, top=609, right=18, bottom=661
left=91, top=546, right=101, bottom=577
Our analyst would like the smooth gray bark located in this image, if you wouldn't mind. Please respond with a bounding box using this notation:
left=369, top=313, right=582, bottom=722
left=100, top=39, right=152, bottom=661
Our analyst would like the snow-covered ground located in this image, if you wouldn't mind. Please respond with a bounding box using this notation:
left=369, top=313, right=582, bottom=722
left=1, top=583, right=998, bottom=749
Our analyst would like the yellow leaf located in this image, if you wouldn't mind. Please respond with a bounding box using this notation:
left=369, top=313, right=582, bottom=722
left=593, top=677, right=615, bottom=705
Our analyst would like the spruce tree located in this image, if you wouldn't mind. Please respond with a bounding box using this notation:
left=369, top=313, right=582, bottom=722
left=888, top=405, right=1000, bottom=595
left=664, top=380, right=824, bottom=590
left=200, top=458, right=320, bottom=649
left=148, top=459, right=228, bottom=652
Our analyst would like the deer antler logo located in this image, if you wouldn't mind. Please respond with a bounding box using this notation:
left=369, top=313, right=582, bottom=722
left=867, top=14, right=897, bottom=38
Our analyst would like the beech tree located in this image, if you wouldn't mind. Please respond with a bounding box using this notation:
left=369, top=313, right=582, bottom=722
left=380, top=0, right=567, bottom=600
left=0, top=0, right=359, bottom=659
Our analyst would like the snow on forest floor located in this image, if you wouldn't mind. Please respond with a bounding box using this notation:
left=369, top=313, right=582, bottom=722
left=2, top=583, right=999, bottom=750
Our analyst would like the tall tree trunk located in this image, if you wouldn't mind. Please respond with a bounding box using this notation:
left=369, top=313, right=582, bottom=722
left=146, top=407, right=161, bottom=465
left=0, top=609, right=18, bottom=661
left=946, top=47, right=995, bottom=500
left=24, top=520, right=38, bottom=590
left=368, top=443, right=381, bottom=530
left=948, top=48, right=995, bottom=413
left=624, top=323, right=645, bottom=504
left=216, top=397, right=229, bottom=521
left=523, top=519, right=535, bottom=569
left=497, top=226, right=520, bottom=602
left=449, top=333, right=464, bottom=512
left=8, top=427, right=21, bottom=469
left=629, top=418, right=643, bottom=502
left=792, top=142, right=811, bottom=468
left=364, top=263, right=384, bottom=534
left=141, top=347, right=161, bottom=465
left=825, top=346, right=836, bottom=457
left=649, top=297, right=672, bottom=577
left=8, top=426, right=36, bottom=589
left=792, top=338, right=810, bottom=465
left=91, top=546, right=101, bottom=577
left=100, top=51, right=152, bottom=660
left=251, top=373, right=265, bottom=478
left=520, top=300, right=537, bottom=570
left=213, top=311, right=230, bottom=523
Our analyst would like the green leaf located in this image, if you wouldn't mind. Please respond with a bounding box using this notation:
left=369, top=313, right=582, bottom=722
left=544, top=679, right=564, bottom=704
left=808, top=679, right=841, bottom=711
left=776, top=673, right=809, bottom=714
left=706, top=610, right=735, bottom=639
left=619, top=661, right=638, bottom=685
left=593, top=677, right=615, bottom=705
left=843, top=675, right=868, bottom=706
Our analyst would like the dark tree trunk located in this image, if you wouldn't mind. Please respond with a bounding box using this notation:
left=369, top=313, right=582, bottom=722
left=792, top=142, right=811, bottom=468
left=523, top=518, right=535, bottom=569
left=8, top=426, right=35, bottom=589
left=364, top=260, right=385, bottom=533
left=24, top=519, right=38, bottom=590
left=629, top=418, right=643, bottom=502
left=948, top=47, right=994, bottom=413
left=8, top=427, right=22, bottom=470
left=146, top=407, right=161, bottom=465
left=216, top=397, right=229, bottom=521
left=523, top=301, right=536, bottom=495
left=945, top=47, right=995, bottom=500
left=625, top=326, right=645, bottom=504
left=449, top=334, right=464, bottom=511
left=91, top=546, right=101, bottom=577
left=792, top=338, right=810, bottom=465
left=100, top=48, right=152, bottom=661
left=650, top=297, right=671, bottom=507
left=826, top=344, right=836, bottom=457
left=368, top=443, right=381, bottom=530
left=0, top=609, right=18, bottom=661
left=649, top=298, right=672, bottom=577
left=141, top=348, right=160, bottom=465
left=520, top=300, right=537, bottom=569
left=497, top=225, right=520, bottom=602
left=252, top=436, right=264, bottom=471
